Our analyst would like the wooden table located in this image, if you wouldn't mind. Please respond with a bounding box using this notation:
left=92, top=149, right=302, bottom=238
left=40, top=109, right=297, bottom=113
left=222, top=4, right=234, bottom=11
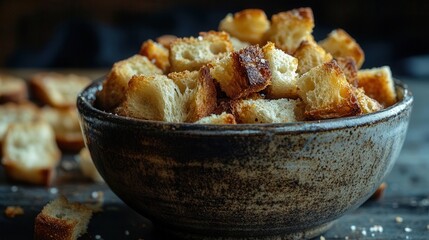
left=0, top=71, right=428, bottom=239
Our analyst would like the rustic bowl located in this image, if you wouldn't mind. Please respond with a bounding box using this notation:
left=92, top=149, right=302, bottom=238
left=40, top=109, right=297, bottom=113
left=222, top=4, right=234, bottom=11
left=77, top=78, right=412, bottom=240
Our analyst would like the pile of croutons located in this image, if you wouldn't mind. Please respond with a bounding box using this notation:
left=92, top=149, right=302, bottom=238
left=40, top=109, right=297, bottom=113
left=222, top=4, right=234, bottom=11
left=96, top=8, right=397, bottom=124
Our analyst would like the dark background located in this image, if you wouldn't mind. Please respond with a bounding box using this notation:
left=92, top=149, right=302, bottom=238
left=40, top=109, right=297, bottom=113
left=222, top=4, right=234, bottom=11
left=1, top=0, right=428, bottom=77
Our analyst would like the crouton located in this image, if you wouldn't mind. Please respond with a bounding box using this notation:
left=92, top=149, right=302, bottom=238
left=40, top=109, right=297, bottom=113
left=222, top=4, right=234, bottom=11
left=262, top=42, right=299, bottom=99
left=319, top=29, right=365, bottom=69
left=357, top=66, right=397, bottom=107
left=34, top=196, right=93, bottom=240
left=353, top=87, right=383, bottom=114
left=96, top=54, right=162, bottom=111
left=230, top=36, right=250, bottom=51
left=219, top=9, right=270, bottom=44
left=40, top=107, right=84, bottom=152
left=0, top=74, right=28, bottom=103
left=336, top=57, right=359, bottom=87
left=266, top=8, right=315, bottom=54
left=1, top=122, right=60, bottom=186
left=168, top=70, right=200, bottom=94
left=0, top=103, right=40, bottom=148
left=156, top=35, right=178, bottom=49
left=195, top=112, right=237, bottom=124
left=293, top=40, right=333, bottom=76
left=169, top=31, right=233, bottom=72
left=117, top=75, right=185, bottom=122
left=210, top=45, right=271, bottom=99
left=139, top=39, right=170, bottom=73
left=30, top=72, right=91, bottom=109
left=297, top=60, right=361, bottom=119
left=231, top=98, right=303, bottom=123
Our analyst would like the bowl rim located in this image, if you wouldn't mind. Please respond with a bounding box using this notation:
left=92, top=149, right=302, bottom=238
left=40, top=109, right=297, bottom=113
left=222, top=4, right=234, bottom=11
left=77, top=77, right=413, bottom=134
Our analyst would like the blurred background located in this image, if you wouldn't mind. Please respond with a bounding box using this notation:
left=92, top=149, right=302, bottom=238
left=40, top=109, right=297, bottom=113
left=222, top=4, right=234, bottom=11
left=1, top=0, right=428, bottom=78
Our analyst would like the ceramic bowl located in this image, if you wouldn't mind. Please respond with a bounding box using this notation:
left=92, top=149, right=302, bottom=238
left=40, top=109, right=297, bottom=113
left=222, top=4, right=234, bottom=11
left=77, top=78, right=412, bottom=239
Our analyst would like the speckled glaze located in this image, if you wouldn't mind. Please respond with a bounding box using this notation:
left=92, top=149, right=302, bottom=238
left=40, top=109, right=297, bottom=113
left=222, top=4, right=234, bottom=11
left=77, top=79, right=413, bottom=240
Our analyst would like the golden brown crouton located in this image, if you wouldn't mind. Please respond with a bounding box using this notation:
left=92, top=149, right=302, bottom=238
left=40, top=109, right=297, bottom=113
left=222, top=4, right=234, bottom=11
left=319, top=29, right=365, bottom=69
left=117, top=75, right=185, bottom=122
left=210, top=45, right=271, bottom=99
left=195, top=112, right=237, bottom=124
left=266, top=8, right=315, bottom=54
left=219, top=9, right=270, bottom=44
left=293, top=40, right=333, bottom=76
left=0, top=75, right=28, bottom=103
left=262, top=42, right=299, bottom=99
left=231, top=98, right=303, bottom=123
left=353, top=87, right=383, bottom=114
left=357, top=66, right=397, bottom=107
left=336, top=57, right=359, bottom=87
left=297, top=60, right=361, bottom=119
left=139, top=39, right=170, bottom=72
left=96, top=54, right=162, bottom=111
left=30, top=72, right=91, bottom=109
left=169, top=31, right=233, bottom=72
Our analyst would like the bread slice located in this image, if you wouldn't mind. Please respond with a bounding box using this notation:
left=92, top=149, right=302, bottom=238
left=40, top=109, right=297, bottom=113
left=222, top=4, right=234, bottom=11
left=34, top=196, right=93, bottom=240
left=357, top=66, right=397, bottom=107
left=79, top=148, right=104, bottom=183
left=40, top=107, right=84, bottom=152
left=169, top=31, right=233, bottom=72
left=139, top=39, right=170, bottom=73
left=218, top=9, right=270, bottom=44
left=297, top=60, right=361, bottom=119
left=210, top=45, right=271, bottom=99
left=30, top=72, right=91, bottom=109
left=353, top=87, right=383, bottom=114
left=0, top=102, right=40, bottom=149
left=231, top=98, right=303, bottom=123
left=195, top=112, right=237, bottom=124
left=266, top=8, right=315, bottom=54
left=96, top=54, right=162, bottom=111
left=0, top=74, right=28, bottom=103
left=262, top=42, right=299, bottom=99
left=117, top=74, right=186, bottom=122
left=319, top=29, right=365, bottom=69
left=293, top=40, right=333, bottom=76
left=336, top=57, right=358, bottom=87
left=1, top=121, right=60, bottom=186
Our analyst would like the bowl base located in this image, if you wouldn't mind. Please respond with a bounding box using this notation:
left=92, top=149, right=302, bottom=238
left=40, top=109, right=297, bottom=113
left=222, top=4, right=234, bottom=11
left=156, top=221, right=335, bottom=240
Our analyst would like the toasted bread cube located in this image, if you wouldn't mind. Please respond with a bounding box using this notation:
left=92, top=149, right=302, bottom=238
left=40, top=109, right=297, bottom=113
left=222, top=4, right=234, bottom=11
left=336, top=57, right=359, bottom=87
left=139, top=39, right=170, bottom=73
left=293, top=40, right=333, bottom=76
left=195, top=112, right=237, bottom=124
left=262, top=42, right=299, bottom=99
left=297, top=60, right=361, bottom=119
left=0, top=74, right=28, bottom=103
left=353, top=87, right=383, bottom=114
left=0, top=103, right=40, bottom=147
left=34, top=196, right=93, bottom=240
left=357, top=66, right=397, bottom=107
left=210, top=45, right=271, bottom=99
left=156, top=35, right=178, bottom=49
left=96, top=54, right=162, bottom=110
left=30, top=72, right=91, bottom=109
left=169, top=31, right=233, bottom=72
left=319, top=29, right=365, bottom=69
left=169, top=67, right=217, bottom=122
left=117, top=75, right=185, bottom=122
left=266, top=8, right=315, bottom=54
left=40, top=107, right=84, bottom=152
left=231, top=98, right=302, bottom=123
left=219, top=9, right=270, bottom=44
left=2, top=122, right=61, bottom=186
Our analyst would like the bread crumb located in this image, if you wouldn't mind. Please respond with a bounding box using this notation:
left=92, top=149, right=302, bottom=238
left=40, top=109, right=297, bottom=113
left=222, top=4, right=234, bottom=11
left=404, top=227, right=412, bottom=232
left=4, top=206, right=24, bottom=218
left=49, top=187, right=58, bottom=194
left=319, top=236, right=325, bottom=240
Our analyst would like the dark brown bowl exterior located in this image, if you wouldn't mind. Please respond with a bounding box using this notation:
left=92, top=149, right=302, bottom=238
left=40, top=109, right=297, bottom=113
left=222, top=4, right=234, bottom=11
left=77, top=79, right=412, bottom=239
